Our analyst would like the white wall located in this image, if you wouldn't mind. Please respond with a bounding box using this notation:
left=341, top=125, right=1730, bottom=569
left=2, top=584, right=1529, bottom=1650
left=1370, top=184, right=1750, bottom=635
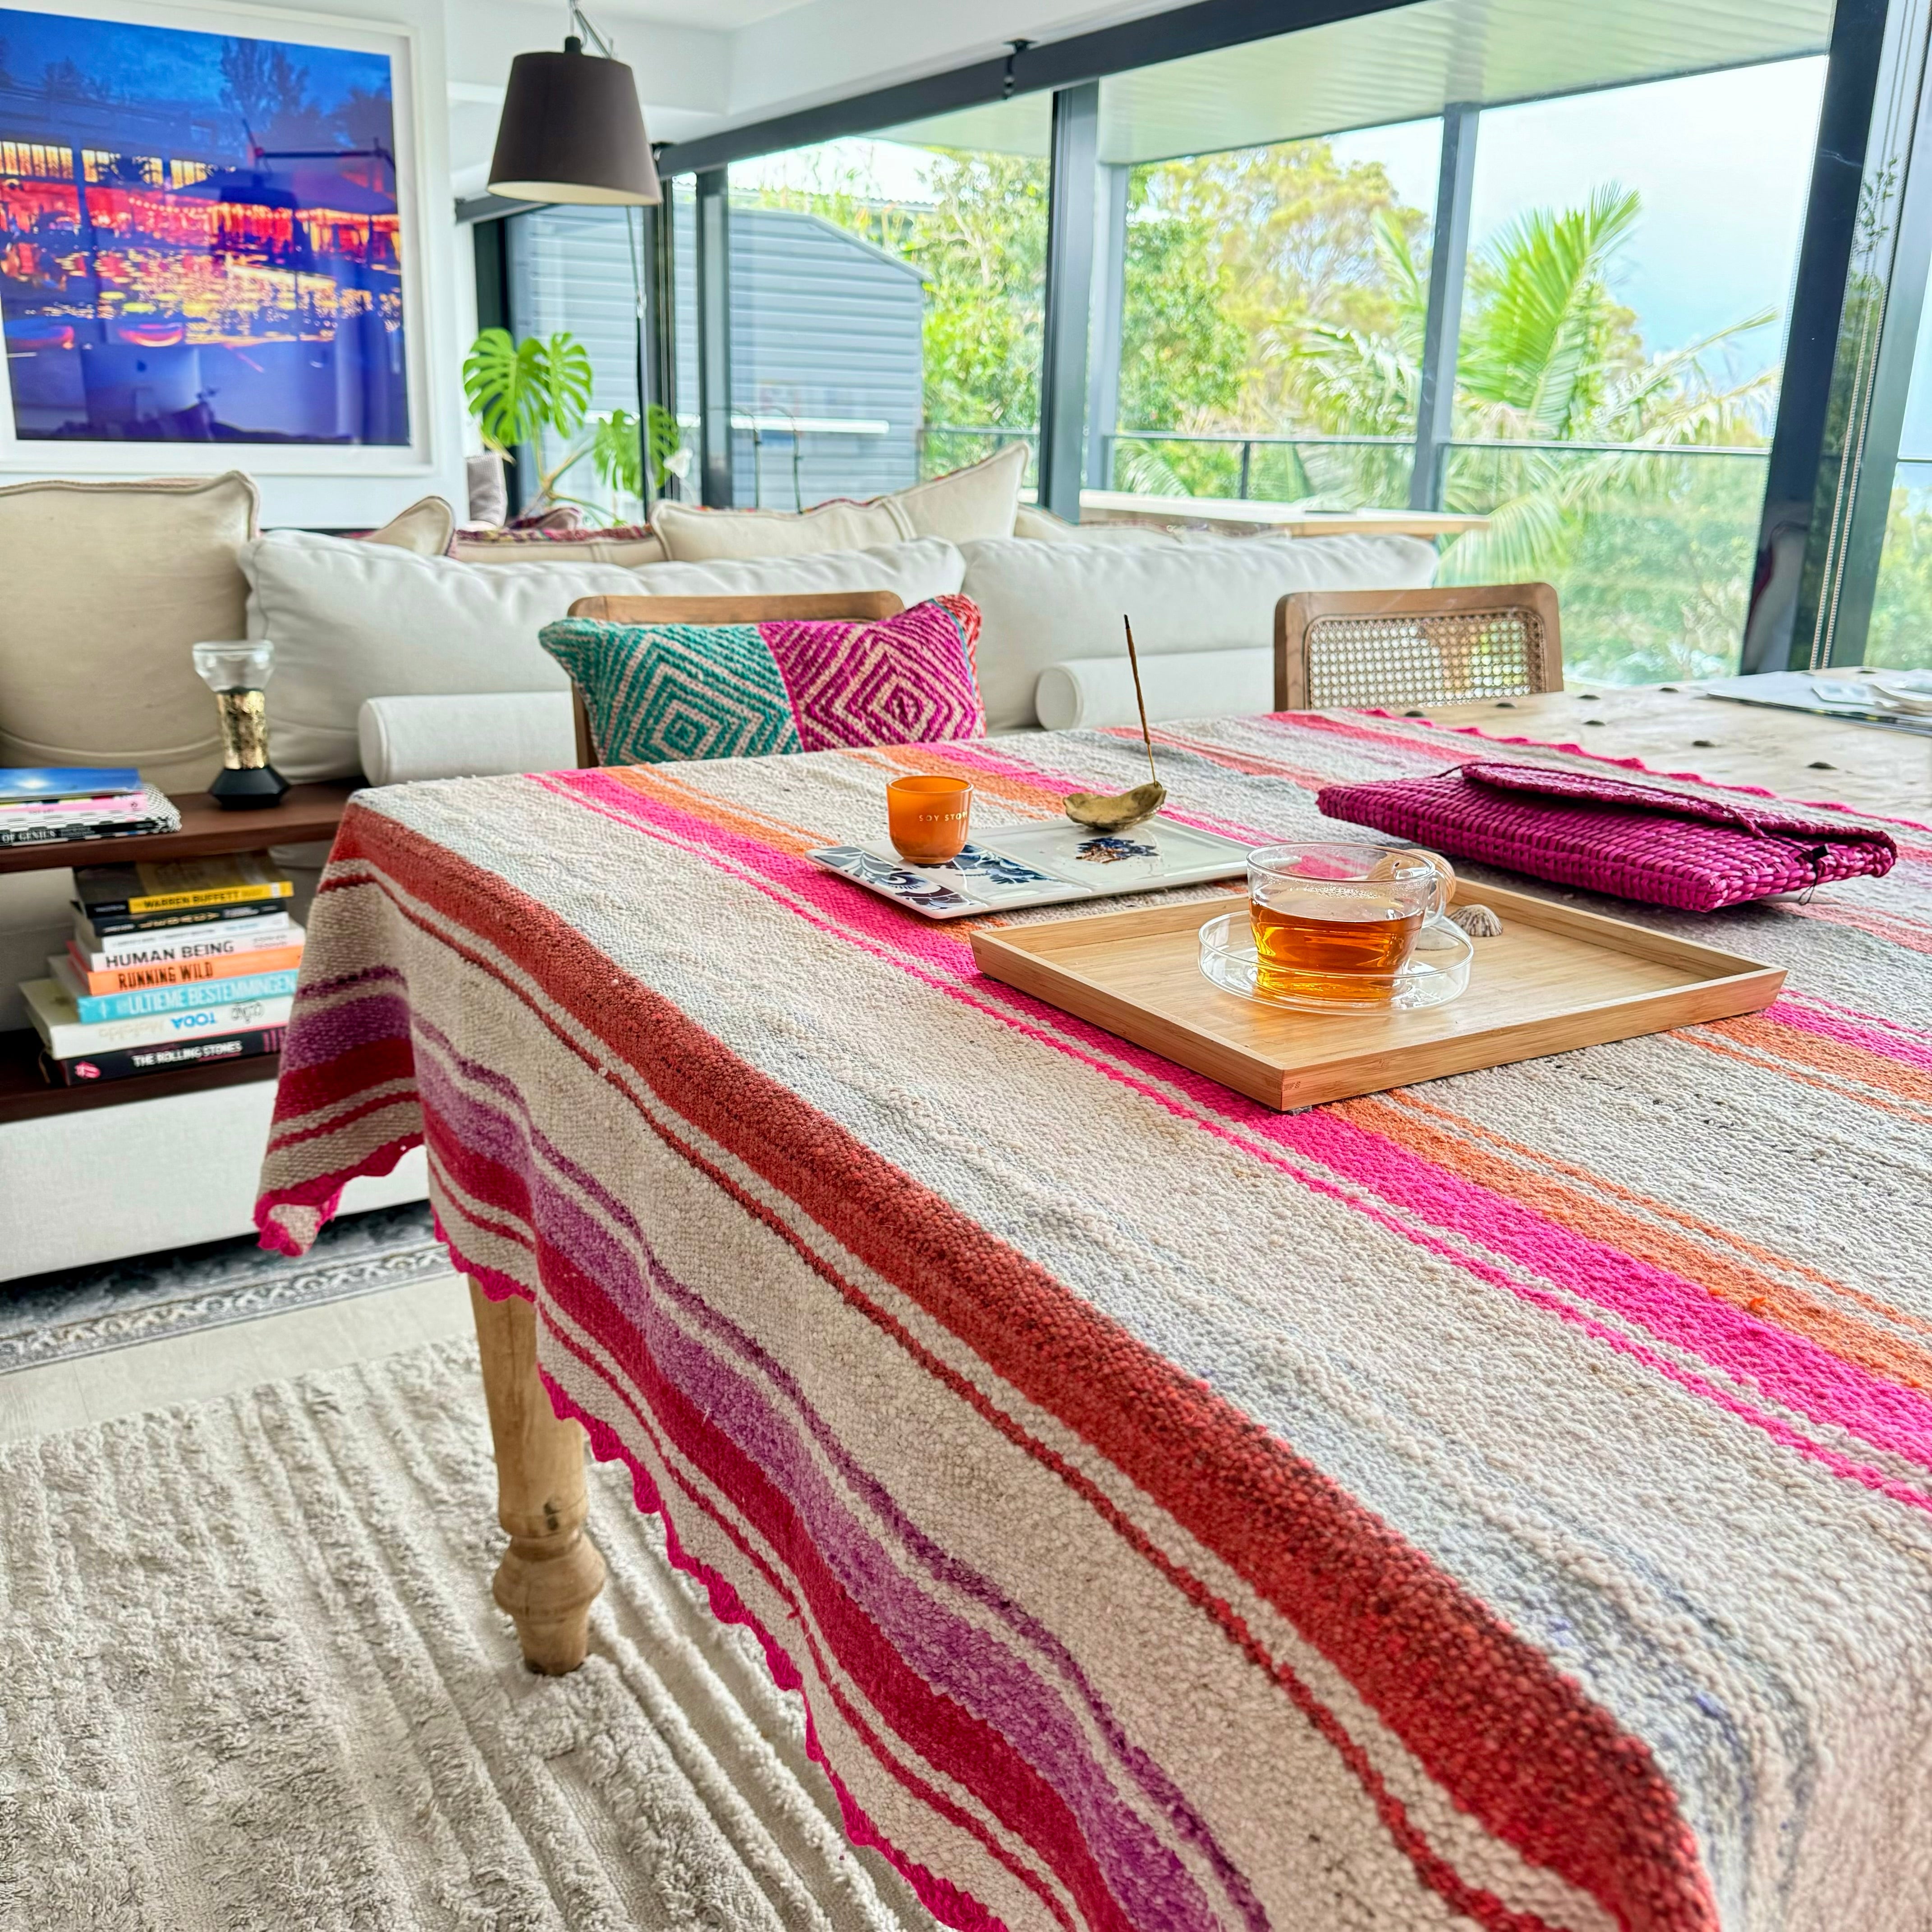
left=0, top=0, right=469, bottom=529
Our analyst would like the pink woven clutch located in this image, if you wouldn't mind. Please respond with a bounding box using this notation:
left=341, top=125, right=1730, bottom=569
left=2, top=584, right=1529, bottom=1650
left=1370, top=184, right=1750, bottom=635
left=1316, top=761, right=1897, bottom=911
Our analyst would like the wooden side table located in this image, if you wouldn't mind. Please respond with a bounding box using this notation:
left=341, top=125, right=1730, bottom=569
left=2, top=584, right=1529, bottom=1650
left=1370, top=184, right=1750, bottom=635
left=0, top=781, right=356, bottom=1126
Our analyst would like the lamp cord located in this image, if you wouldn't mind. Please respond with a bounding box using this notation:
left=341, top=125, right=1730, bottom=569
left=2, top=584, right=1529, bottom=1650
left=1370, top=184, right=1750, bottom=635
left=568, top=0, right=616, bottom=58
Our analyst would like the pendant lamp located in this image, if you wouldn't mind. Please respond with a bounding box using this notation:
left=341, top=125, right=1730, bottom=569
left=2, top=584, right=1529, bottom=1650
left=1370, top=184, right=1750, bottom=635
left=488, top=3, right=660, bottom=205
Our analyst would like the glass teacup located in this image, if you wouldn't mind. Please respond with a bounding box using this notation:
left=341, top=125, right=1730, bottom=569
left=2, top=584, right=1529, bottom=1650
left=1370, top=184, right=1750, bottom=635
left=1248, top=842, right=1450, bottom=1005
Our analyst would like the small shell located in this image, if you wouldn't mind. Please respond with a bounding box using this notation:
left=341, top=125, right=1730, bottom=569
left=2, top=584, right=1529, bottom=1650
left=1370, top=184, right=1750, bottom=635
left=1449, top=902, right=1504, bottom=938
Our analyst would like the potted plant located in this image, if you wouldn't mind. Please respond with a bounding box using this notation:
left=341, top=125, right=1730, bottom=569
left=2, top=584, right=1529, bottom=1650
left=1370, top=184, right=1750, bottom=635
left=461, top=327, right=684, bottom=523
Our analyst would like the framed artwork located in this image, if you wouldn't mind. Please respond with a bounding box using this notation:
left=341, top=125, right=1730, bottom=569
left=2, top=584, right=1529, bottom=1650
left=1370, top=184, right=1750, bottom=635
left=0, top=0, right=430, bottom=469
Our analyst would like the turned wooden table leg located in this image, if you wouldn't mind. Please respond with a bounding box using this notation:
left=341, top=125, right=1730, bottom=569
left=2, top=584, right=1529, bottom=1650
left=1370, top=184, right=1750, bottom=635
left=469, top=1280, right=606, bottom=1674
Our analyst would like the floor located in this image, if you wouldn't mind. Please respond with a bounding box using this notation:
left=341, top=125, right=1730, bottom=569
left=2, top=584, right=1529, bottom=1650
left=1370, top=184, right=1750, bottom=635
left=0, top=1268, right=474, bottom=1444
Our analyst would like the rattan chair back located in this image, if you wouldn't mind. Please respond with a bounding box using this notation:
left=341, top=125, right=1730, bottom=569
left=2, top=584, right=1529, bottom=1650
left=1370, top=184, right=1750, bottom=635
left=561, top=589, right=906, bottom=767
left=1274, top=584, right=1562, bottom=713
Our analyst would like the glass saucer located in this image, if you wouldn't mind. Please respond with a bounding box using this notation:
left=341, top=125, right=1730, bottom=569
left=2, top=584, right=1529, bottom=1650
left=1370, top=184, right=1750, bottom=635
left=1197, top=911, right=1474, bottom=1013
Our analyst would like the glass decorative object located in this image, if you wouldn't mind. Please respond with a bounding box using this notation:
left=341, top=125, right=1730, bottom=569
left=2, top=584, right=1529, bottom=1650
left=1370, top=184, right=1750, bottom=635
left=193, top=640, right=290, bottom=809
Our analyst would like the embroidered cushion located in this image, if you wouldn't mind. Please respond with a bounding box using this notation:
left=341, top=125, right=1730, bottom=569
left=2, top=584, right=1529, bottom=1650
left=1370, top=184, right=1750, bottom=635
left=538, top=594, right=985, bottom=765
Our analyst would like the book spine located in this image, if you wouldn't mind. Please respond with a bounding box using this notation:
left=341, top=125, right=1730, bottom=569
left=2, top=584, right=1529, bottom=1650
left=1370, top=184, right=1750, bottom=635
left=84, top=900, right=285, bottom=937
left=78, top=913, right=292, bottom=965
left=72, top=968, right=300, bottom=1024
left=120, top=881, right=294, bottom=917
left=29, top=994, right=294, bottom=1059
left=0, top=818, right=170, bottom=848
left=66, top=939, right=304, bottom=995
left=43, top=1028, right=285, bottom=1087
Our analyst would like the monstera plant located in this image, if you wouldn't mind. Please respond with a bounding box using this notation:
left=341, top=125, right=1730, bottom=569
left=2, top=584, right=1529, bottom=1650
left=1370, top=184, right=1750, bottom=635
left=461, top=327, right=683, bottom=520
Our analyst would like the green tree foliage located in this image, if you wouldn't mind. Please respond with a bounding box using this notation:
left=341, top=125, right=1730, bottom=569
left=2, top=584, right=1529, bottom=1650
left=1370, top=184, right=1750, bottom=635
left=1132, top=142, right=1427, bottom=428
left=911, top=152, right=1049, bottom=434
left=1865, top=486, right=1932, bottom=669
left=746, top=135, right=1794, bottom=679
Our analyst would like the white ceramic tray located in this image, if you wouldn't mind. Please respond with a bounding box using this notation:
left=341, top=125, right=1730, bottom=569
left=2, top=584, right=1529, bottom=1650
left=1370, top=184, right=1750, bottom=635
left=807, top=815, right=1251, bottom=920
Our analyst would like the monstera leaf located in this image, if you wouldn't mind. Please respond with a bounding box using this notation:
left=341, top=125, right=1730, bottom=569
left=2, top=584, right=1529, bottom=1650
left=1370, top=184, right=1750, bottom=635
left=461, top=328, right=595, bottom=458
left=589, top=403, right=685, bottom=498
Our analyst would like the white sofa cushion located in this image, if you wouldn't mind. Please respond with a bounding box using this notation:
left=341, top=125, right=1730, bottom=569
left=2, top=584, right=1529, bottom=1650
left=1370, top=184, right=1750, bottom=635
left=363, top=495, right=456, bottom=555
left=359, top=692, right=577, bottom=785
left=650, top=446, right=1027, bottom=561
left=1035, top=648, right=1275, bottom=731
left=245, top=532, right=643, bottom=781
left=0, top=470, right=258, bottom=796
left=888, top=443, right=1029, bottom=542
left=244, top=532, right=971, bottom=782
left=628, top=537, right=964, bottom=603
left=652, top=493, right=909, bottom=560
left=958, top=533, right=1438, bottom=732
left=1012, top=504, right=1180, bottom=544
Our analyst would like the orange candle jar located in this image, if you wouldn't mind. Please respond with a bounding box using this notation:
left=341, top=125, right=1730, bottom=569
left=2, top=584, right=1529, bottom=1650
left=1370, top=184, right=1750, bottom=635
left=887, top=774, right=974, bottom=864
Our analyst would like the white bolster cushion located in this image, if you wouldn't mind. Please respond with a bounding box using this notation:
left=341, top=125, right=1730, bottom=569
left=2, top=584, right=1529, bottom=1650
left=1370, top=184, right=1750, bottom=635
left=357, top=693, right=577, bottom=786
left=1035, top=649, right=1276, bottom=731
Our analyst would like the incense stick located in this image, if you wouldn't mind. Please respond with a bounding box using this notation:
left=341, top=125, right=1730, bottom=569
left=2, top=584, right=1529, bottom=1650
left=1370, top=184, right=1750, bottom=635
left=1122, top=615, right=1158, bottom=787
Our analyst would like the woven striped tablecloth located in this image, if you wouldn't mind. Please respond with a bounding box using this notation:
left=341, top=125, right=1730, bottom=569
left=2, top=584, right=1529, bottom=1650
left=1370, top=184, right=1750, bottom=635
left=256, top=714, right=1932, bottom=1932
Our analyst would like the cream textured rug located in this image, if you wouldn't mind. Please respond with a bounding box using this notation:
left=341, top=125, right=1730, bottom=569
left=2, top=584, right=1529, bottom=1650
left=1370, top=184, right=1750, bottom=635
left=0, top=1334, right=935, bottom=1932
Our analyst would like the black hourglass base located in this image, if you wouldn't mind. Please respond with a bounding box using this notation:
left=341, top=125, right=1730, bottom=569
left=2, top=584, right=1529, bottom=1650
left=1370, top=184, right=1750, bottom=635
left=209, top=765, right=291, bottom=810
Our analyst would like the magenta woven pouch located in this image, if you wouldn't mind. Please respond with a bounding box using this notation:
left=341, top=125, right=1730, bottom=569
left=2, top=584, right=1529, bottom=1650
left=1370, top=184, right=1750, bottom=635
left=1316, top=761, right=1897, bottom=911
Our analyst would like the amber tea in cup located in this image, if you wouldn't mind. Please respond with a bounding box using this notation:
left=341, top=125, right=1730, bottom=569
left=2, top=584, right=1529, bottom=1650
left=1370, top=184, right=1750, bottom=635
left=1248, top=842, right=1449, bottom=1005
left=887, top=774, right=973, bottom=864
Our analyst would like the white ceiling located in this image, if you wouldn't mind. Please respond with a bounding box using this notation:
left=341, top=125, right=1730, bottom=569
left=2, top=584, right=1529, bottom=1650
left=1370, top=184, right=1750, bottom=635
left=446, top=0, right=1835, bottom=197
left=444, top=0, right=1183, bottom=193
left=589, top=0, right=813, bottom=24
left=888, top=0, right=1835, bottom=161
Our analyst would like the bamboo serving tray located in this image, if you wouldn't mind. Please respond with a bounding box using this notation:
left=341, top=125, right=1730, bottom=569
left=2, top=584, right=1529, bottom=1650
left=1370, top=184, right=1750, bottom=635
left=969, top=882, right=1785, bottom=1110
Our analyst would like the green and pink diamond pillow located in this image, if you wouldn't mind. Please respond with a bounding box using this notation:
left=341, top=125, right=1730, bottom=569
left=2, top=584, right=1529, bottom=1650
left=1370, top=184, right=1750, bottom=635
left=538, top=595, right=986, bottom=764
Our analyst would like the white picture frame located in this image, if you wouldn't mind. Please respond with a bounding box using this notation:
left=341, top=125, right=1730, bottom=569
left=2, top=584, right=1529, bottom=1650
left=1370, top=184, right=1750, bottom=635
left=0, top=0, right=439, bottom=478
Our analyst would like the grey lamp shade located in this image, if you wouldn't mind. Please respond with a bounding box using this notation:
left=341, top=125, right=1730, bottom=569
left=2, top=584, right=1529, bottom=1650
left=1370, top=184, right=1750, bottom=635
left=488, top=42, right=660, bottom=205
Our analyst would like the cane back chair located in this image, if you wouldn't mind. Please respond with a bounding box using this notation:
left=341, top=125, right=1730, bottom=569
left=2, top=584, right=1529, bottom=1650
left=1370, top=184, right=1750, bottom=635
left=1274, top=584, right=1563, bottom=713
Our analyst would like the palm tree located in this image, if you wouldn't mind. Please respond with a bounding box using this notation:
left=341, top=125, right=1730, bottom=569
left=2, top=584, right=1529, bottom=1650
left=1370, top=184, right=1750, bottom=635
left=1288, top=186, right=1775, bottom=586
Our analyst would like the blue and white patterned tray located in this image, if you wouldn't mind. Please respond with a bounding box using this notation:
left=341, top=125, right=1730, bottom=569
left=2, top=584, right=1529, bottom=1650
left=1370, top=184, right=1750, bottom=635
left=807, top=816, right=1252, bottom=920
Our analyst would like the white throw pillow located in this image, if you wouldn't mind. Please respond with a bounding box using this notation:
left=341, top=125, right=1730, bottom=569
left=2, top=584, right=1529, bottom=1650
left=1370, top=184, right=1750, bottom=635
left=959, top=533, right=1438, bottom=732
left=1035, top=648, right=1276, bottom=730
left=362, top=496, right=455, bottom=555
left=652, top=493, right=909, bottom=560
left=1012, top=503, right=1180, bottom=544
left=627, top=537, right=965, bottom=604
left=890, top=443, right=1029, bottom=542
left=0, top=470, right=258, bottom=795
left=448, top=528, right=670, bottom=566
left=244, top=532, right=646, bottom=781
left=358, top=692, right=578, bottom=785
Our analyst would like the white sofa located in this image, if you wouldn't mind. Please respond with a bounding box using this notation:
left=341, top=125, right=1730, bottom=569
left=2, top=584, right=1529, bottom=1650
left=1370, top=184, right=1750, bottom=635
left=0, top=472, right=1434, bottom=1280
left=256, top=527, right=1433, bottom=785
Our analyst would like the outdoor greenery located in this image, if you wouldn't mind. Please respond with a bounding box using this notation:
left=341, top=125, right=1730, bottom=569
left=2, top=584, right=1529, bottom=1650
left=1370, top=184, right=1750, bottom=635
left=1867, top=485, right=1932, bottom=669
left=749, top=135, right=1789, bottom=682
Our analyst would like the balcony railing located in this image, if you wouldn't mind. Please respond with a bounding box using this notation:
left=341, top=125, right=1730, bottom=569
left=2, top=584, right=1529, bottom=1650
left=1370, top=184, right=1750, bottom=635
left=920, top=425, right=1771, bottom=687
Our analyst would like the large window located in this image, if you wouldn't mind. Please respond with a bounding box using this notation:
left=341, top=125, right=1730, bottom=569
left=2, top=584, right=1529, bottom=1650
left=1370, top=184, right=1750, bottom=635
left=1437, top=60, right=1825, bottom=684
left=474, top=0, right=1914, bottom=680
left=1866, top=294, right=1932, bottom=669
left=1104, top=120, right=1441, bottom=508
left=506, top=206, right=646, bottom=524
left=729, top=104, right=1049, bottom=496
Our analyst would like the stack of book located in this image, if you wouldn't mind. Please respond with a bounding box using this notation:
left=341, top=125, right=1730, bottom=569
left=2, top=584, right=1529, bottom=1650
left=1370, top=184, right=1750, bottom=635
left=19, top=855, right=302, bottom=1088
left=0, top=767, right=180, bottom=848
